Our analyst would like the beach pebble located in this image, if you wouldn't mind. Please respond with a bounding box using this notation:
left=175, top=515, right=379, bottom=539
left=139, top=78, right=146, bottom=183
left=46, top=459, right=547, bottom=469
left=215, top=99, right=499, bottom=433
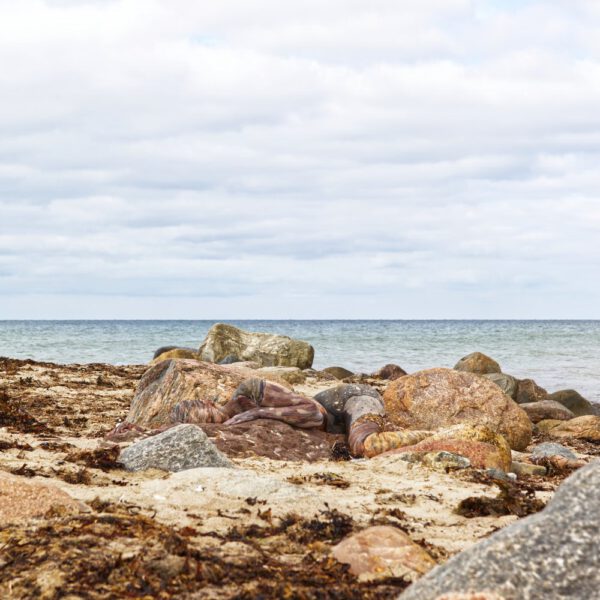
left=119, top=424, right=233, bottom=472
left=399, top=461, right=600, bottom=600
left=0, top=471, right=86, bottom=525
left=332, top=525, right=436, bottom=581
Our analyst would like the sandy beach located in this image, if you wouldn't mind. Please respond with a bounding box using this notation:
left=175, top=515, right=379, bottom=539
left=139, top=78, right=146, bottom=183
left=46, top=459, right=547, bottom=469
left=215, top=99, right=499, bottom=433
left=2, top=354, right=597, bottom=599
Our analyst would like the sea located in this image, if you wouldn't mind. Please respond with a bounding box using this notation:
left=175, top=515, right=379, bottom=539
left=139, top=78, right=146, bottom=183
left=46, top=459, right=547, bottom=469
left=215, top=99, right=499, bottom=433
left=1, top=320, right=599, bottom=404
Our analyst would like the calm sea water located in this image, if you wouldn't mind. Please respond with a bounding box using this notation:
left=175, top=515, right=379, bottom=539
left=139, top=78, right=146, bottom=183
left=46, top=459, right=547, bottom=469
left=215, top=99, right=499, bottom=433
left=1, top=320, right=599, bottom=403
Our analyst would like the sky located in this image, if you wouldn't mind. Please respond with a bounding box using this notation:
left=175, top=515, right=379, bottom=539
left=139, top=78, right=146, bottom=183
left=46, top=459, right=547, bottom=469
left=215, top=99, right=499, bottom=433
left=1, top=0, right=600, bottom=319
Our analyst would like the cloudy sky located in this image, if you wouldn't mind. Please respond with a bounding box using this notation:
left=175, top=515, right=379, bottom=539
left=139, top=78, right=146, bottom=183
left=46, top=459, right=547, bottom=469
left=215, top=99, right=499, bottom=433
left=1, top=0, right=600, bottom=319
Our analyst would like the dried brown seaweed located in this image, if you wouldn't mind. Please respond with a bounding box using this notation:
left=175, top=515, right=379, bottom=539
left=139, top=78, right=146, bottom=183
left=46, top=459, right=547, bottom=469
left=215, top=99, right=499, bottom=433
left=456, top=473, right=545, bottom=518
left=0, top=503, right=409, bottom=599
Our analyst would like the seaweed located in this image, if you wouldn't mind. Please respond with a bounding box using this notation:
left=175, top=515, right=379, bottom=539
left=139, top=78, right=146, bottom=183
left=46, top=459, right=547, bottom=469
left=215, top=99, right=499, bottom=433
left=0, top=388, right=52, bottom=434
left=456, top=472, right=545, bottom=518
left=64, top=445, right=123, bottom=471
left=228, top=505, right=355, bottom=545
left=330, top=441, right=352, bottom=461
left=287, top=472, right=351, bottom=489
left=0, top=503, right=410, bottom=599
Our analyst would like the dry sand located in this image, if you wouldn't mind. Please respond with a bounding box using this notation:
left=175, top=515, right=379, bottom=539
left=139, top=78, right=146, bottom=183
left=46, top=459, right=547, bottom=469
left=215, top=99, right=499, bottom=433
left=0, top=357, right=588, bottom=599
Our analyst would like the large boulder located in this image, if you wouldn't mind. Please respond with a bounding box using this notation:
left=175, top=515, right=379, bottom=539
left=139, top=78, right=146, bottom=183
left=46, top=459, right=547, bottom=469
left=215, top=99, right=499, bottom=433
left=519, top=400, right=575, bottom=423
left=547, top=415, right=600, bottom=442
left=515, top=379, right=548, bottom=404
left=483, top=373, right=518, bottom=400
left=383, top=368, right=532, bottom=451
left=198, top=323, right=314, bottom=369
left=119, top=424, right=233, bottom=471
left=454, top=352, right=500, bottom=375
left=126, top=359, right=255, bottom=428
left=548, top=389, right=596, bottom=416
left=399, top=461, right=600, bottom=600
left=332, top=526, right=435, bottom=581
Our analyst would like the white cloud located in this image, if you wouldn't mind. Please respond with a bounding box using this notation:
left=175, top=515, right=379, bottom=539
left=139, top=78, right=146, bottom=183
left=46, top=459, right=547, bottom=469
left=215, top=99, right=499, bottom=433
left=0, top=0, right=599, bottom=318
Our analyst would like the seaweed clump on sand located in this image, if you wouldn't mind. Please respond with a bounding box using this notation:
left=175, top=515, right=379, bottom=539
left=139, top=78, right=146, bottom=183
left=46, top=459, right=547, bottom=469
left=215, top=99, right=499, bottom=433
left=0, top=502, right=410, bottom=599
left=0, top=388, right=52, bottom=434
left=456, top=472, right=546, bottom=518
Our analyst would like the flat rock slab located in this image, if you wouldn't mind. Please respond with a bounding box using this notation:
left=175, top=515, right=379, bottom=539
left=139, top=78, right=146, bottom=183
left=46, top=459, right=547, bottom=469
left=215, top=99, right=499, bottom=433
left=399, top=460, right=600, bottom=600
left=0, top=471, right=85, bottom=525
left=199, top=419, right=344, bottom=462
left=120, top=424, right=233, bottom=472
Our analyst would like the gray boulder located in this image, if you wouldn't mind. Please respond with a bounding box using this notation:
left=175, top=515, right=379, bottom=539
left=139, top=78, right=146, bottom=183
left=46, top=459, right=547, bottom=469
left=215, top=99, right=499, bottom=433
left=399, top=460, right=600, bottom=600
left=549, top=389, right=596, bottom=416
left=119, top=424, right=233, bottom=472
left=484, top=372, right=518, bottom=399
left=531, top=442, right=578, bottom=461
left=314, top=384, right=381, bottom=433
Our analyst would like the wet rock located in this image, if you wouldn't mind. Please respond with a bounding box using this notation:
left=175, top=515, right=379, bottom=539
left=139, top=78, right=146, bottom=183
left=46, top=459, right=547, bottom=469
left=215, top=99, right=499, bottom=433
left=548, top=415, right=600, bottom=442
left=519, top=400, right=575, bottom=423
left=322, top=366, right=355, bottom=380
left=515, top=379, right=548, bottom=404
left=255, top=366, right=306, bottom=385
left=510, top=461, right=547, bottom=477
left=548, top=389, right=596, bottom=416
left=383, top=368, right=532, bottom=450
left=530, top=442, right=577, bottom=461
left=483, top=373, right=518, bottom=399
left=126, top=359, right=254, bottom=428
left=371, top=364, right=407, bottom=381
left=119, top=424, right=233, bottom=472
left=400, top=461, right=600, bottom=600
left=0, top=471, right=85, bottom=525
left=332, top=525, right=435, bottom=581
left=454, top=352, right=501, bottom=375
left=198, top=323, right=314, bottom=369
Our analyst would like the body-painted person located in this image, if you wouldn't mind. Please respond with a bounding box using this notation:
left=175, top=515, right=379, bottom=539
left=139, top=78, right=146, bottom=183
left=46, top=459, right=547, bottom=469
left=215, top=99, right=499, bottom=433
left=171, top=379, right=429, bottom=457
